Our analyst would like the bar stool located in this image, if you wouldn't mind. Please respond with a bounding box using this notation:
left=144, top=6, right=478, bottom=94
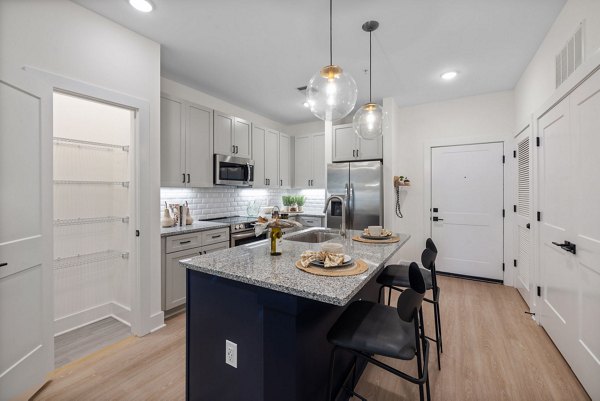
left=326, top=262, right=431, bottom=401
left=376, top=239, right=443, bottom=370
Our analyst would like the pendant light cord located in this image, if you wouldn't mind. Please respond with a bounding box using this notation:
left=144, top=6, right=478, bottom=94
left=329, top=0, right=333, bottom=66
left=369, top=30, right=372, bottom=102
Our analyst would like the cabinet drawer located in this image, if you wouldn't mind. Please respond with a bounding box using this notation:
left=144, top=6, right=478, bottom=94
left=166, top=232, right=203, bottom=253
left=298, top=216, right=322, bottom=227
left=203, top=241, right=229, bottom=253
left=201, top=228, right=230, bottom=246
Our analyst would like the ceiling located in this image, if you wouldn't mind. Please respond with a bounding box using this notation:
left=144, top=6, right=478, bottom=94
left=73, top=0, right=566, bottom=125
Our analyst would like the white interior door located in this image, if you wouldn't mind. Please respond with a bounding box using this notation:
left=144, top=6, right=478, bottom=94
left=431, top=142, right=504, bottom=280
left=514, top=126, right=533, bottom=307
left=538, top=68, right=600, bottom=400
left=0, top=71, right=53, bottom=399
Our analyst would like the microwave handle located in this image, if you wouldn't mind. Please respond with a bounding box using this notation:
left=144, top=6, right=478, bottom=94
left=246, top=163, right=254, bottom=183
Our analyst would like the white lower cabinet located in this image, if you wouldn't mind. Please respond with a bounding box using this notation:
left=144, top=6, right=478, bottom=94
left=162, top=229, right=229, bottom=312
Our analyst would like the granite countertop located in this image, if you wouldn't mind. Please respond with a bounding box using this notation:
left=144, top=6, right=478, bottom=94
left=286, top=212, right=326, bottom=218
left=180, top=228, right=410, bottom=306
left=160, top=221, right=230, bottom=237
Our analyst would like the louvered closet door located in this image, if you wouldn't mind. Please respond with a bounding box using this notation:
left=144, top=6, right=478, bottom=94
left=514, top=126, right=533, bottom=307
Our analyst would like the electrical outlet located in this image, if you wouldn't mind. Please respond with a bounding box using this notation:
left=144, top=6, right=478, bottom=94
left=225, top=340, right=237, bottom=368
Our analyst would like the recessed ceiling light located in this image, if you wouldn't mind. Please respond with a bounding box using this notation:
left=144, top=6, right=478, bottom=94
left=129, top=0, right=153, bottom=13
left=303, top=102, right=310, bottom=108
left=441, top=71, right=458, bottom=81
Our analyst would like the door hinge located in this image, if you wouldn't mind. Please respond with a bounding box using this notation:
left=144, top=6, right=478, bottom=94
left=513, top=150, right=517, bottom=158
left=502, top=263, right=505, bottom=272
left=537, top=286, right=541, bottom=297
left=502, top=209, right=506, bottom=217
left=537, top=211, right=541, bottom=222
left=514, top=259, right=517, bottom=267
left=536, top=137, right=541, bottom=147
left=513, top=204, right=517, bottom=213
left=135, top=230, right=140, bottom=237
left=502, top=155, right=506, bottom=164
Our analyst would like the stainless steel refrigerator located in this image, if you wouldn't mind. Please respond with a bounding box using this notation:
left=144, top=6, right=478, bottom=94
left=326, top=161, right=383, bottom=231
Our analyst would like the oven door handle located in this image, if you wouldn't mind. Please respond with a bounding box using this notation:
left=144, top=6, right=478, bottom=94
left=231, top=231, right=257, bottom=240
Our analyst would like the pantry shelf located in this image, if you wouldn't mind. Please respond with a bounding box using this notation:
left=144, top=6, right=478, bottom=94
left=53, top=250, right=130, bottom=270
left=54, top=216, right=129, bottom=226
left=53, top=136, right=129, bottom=151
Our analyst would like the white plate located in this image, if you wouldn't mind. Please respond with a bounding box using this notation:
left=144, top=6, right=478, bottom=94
left=310, top=255, right=353, bottom=268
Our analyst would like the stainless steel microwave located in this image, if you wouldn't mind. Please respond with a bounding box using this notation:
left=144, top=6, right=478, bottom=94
left=214, top=154, right=254, bottom=187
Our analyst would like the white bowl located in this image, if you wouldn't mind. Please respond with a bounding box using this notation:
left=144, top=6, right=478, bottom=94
left=321, top=243, right=344, bottom=254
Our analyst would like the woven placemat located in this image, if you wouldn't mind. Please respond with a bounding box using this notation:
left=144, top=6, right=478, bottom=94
left=295, top=259, right=368, bottom=277
left=352, top=235, right=401, bottom=244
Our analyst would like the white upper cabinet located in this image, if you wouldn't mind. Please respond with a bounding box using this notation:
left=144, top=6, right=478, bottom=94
left=214, top=110, right=251, bottom=158
left=294, top=133, right=325, bottom=188
left=332, top=123, right=382, bottom=161
left=251, top=125, right=266, bottom=188
left=279, top=133, right=291, bottom=188
left=161, top=95, right=213, bottom=187
left=161, top=96, right=186, bottom=186
left=264, top=129, right=280, bottom=188
left=251, top=125, right=279, bottom=188
left=234, top=117, right=251, bottom=158
left=213, top=111, right=234, bottom=156
left=312, top=133, right=325, bottom=187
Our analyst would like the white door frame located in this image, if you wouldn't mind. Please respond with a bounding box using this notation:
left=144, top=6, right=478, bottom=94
left=23, top=66, right=157, bottom=336
left=423, top=136, right=513, bottom=286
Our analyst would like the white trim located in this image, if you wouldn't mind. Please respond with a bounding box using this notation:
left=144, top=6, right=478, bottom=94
left=423, top=135, right=513, bottom=285
left=23, top=66, right=161, bottom=337
left=53, top=302, right=132, bottom=337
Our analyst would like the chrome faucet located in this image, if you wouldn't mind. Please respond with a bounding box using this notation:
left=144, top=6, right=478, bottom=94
left=323, top=195, right=346, bottom=237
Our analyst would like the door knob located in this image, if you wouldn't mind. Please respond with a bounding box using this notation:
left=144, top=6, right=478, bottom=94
left=432, top=216, right=444, bottom=222
left=526, top=223, right=531, bottom=229
left=551, top=241, right=576, bottom=254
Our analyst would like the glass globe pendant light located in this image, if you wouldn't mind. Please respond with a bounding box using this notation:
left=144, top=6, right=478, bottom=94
left=306, top=0, right=357, bottom=121
left=353, top=21, right=387, bottom=140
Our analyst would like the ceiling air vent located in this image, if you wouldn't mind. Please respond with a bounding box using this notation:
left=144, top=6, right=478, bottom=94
left=556, top=22, right=584, bottom=88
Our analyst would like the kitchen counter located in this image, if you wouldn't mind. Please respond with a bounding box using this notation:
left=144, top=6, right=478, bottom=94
left=181, top=228, right=409, bottom=306
left=183, top=228, right=410, bottom=401
left=160, top=220, right=229, bottom=237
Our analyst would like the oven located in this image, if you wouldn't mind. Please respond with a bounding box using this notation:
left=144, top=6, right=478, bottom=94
left=231, top=229, right=267, bottom=247
left=214, top=154, right=254, bottom=187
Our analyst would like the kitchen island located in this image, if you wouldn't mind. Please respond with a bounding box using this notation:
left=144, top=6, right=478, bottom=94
left=180, top=228, right=410, bottom=401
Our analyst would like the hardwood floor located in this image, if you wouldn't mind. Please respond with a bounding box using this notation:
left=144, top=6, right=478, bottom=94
left=54, top=317, right=131, bottom=368
left=35, top=277, right=590, bottom=401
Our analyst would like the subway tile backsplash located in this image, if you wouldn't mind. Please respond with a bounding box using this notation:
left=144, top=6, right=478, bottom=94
left=160, top=187, right=326, bottom=220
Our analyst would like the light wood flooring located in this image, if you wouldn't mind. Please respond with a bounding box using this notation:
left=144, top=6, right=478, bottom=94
left=35, top=277, right=590, bottom=401
left=54, top=317, right=131, bottom=368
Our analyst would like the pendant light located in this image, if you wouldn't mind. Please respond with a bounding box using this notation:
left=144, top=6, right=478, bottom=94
left=353, top=20, right=387, bottom=140
left=306, top=0, right=357, bottom=122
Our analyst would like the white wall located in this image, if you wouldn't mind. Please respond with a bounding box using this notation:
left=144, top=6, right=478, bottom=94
left=284, top=120, right=325, bottom=136
left=0, top=0, right=163, bottom=334
left=383, top=91, right=515, bottom=267
left=515, top=0, right=600, bottom=126
left=162, top=77, right=284, bottom=130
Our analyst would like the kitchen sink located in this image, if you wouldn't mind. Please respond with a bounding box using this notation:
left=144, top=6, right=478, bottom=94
left=284, top=228, right=341, bottom=243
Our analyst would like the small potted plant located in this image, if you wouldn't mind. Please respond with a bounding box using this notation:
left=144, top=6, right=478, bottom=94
left=289, top=196, right=298, bottom=212
left=281, top=195, right=293, bottom=212
left=295, top=195, right=305, bottom=212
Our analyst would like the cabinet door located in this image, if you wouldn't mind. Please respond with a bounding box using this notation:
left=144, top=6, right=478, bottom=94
left=279, top=133, right=291, bottom=188
left=161, top=96, right=186, bottom=186
left=265, top=129, right=280, bottom=188
left=234, top=117, right=252, bottom=158
left=332, top=124, right=357, bottom=162
left=186, top=103, right=213, bottom=187
left=294, top=135, right=313, bottom=188
left=312, top=133, right=326, bottom=187
left=252, top=125, right=266, bottom=188
left=214, top=111, right=234, bottom=155
left=203, top=241, right=229, bottom=253
left=165, top=247, right=203, bottom=310
left=358, top=135, right=383, bottom=160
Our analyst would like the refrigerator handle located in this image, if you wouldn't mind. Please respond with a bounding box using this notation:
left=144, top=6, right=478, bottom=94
left=347, top=183, right=354, bottom=230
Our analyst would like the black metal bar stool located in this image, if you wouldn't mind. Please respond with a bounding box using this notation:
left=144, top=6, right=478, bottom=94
left=376, top=238, right=443, bottom=370
left=326, top=262, right=431, bottom=401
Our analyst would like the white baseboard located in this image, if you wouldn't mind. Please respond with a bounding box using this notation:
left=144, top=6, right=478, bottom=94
left=54, top=302, right=132, bottom=336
